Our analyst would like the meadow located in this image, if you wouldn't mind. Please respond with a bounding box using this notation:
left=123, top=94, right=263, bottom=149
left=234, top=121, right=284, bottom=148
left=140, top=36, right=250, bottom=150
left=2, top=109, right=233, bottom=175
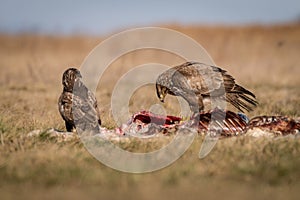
left=0, top=24, right=299, bottom=199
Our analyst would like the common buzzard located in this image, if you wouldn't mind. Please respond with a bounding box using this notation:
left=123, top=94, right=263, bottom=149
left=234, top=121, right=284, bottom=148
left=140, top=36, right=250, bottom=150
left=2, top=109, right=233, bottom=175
left=58, top=68, right=101, bottom=133
left=156, top=62, right=258, bottom=114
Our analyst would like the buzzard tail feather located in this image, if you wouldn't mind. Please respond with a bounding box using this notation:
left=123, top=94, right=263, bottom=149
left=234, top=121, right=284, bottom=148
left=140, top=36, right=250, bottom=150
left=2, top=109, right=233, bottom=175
left=226, top=93, right=257, bottom=112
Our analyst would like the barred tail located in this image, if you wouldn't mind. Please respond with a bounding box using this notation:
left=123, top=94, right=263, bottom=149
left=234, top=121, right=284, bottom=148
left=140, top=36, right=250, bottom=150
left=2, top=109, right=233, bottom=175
left=226, top=84, right=258, bottom=112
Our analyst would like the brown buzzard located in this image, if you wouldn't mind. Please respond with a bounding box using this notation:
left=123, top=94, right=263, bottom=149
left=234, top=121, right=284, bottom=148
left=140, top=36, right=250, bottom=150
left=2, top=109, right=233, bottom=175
left=156, top=62, right=258, bottom=113
left=58, top=68, right=101, bottom=133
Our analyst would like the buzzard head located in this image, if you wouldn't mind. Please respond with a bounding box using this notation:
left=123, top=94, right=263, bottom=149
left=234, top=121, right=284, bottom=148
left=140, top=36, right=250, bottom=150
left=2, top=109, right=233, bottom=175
left=156, top=72, right=173, bottom=103
left=156, top=84, right=169, bottom=103
left=62, top=68, right=82, bottom=92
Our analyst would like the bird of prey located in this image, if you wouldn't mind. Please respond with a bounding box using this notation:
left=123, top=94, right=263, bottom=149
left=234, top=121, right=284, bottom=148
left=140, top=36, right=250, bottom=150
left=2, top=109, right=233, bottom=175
left=156, top=62, right=258, bottom=114
left=58, top=68, right=101, bottom=133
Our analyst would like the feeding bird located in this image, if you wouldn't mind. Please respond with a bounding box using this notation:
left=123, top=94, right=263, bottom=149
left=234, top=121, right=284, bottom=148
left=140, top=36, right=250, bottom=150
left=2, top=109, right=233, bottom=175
left=58, top=68, right=101, bottom=133
left=156, top=62, right=258, bottom=114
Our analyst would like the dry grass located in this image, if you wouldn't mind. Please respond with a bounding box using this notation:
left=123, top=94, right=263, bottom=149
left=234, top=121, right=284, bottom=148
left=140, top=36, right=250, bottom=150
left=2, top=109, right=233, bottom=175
left=0, top=24, right=300, bottom=199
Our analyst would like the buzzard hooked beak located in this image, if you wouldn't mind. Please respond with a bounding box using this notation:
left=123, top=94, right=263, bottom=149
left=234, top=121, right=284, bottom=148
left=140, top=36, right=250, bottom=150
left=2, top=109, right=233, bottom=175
left=76, top=72, right=82, bottom=78
left=159, top=95, right=165, bottom=103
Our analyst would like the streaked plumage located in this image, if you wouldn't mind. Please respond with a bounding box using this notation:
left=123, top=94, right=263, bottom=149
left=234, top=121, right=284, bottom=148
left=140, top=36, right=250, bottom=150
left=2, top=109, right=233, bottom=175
left=58, top=68, right=101, bottom=133
left=156, top=62, right=258, bottom=113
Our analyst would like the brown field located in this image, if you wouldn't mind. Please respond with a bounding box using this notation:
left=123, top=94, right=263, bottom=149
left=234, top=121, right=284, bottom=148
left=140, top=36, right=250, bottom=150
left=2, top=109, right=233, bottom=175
left=0, top=24, right=300, bottom=200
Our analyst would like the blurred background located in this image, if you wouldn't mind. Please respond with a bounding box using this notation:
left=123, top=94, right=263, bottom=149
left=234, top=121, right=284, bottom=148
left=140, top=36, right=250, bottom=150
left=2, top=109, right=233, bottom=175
left=0, top=0, right=299, bottom=125
left=0, top=1, right=300, bottom=200
left=0, top=0, right=299, bottom=35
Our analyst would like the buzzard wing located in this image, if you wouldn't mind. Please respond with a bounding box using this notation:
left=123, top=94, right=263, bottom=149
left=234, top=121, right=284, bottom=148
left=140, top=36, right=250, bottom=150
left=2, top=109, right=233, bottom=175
left=173, top=62, right=257, bottom=112
left=59, top=89, right=100, bottom=133
left=59, top=68, right=102, bottom=133
left=71, top=92, right=100, bottom=134
left=87, top=89, right=102, bottom=125
left=172, top=62, right=227, bottom=96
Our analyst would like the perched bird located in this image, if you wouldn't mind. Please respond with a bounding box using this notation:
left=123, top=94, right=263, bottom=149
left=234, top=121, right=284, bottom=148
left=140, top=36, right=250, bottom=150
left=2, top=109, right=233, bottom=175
left=58, top=68, right=101, bottom=133
left=156, top=62, right=258, bottom=114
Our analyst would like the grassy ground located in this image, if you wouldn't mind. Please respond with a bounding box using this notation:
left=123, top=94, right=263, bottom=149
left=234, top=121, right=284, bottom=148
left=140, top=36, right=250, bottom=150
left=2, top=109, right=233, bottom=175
left=0, top=24, right=300, bottom=199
